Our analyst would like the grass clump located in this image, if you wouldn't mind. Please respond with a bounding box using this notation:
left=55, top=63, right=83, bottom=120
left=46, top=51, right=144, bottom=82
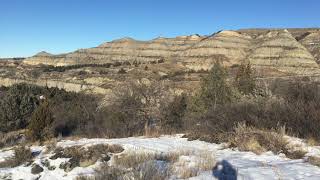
left=0, top=145, right=33, bottom=168
left=172, top=149, right=216, bottom=179
left=50, top=144, right=123, bottom=172
left=307, top=156, right=320, bottom=167
left=229, top=123, right=288, bottom=155
left=228, top=123, right=307, bottom=159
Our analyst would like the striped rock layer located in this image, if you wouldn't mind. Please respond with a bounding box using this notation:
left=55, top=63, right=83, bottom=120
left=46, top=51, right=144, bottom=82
left=23, top=28, right=320, bottom=75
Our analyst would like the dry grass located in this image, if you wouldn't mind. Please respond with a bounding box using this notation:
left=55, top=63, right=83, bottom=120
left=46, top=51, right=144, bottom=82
left=307, top=137, right=319, bottom=146
left=112, top=149, right=193, bottom=168
left=132, top=161, right=170, bottom=180
left=0, top=130, right=26, bottom=148
left=229, top=123, right=288, bottom=155
left=196, top=150, right=216, bottom=171
left=80, top=161, right=170, bottom=180
left=307, top=156, right=320, bottom=167
left=0, top=145, right=33, bottom=168
left=50, top=144, right=124, bottom=171
left=75, top=176, right=94, bottom=180
left=228, top=123, right=308, bottom=159
left=43, top=138, right=58, bottom=154
left=285, top=149, right=307, bottom=159
left=76, top=148, right=215, bottom=180
left=155, top=149, right=193, bottom=164
left=112, top=150, right=156, bottom=168
left=172, top=149, right=216, bottom=179
left=93, top=164, right=127, bottom=180
left=144, top=126, right=161, bottom=138
left=285, top=143, right=307, bottom=159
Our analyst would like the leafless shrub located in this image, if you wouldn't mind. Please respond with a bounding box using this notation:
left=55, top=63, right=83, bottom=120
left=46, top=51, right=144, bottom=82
left=97, top=79, right=170, bottom=138
left=185, top=80, right=320, bottom=146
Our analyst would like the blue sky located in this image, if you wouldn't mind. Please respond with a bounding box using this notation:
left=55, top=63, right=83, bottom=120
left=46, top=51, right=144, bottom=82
left=0, top=0, right=319, bottom=58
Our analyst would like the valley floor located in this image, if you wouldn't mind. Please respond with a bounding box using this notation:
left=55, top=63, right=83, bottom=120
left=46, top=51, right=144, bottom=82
left=1, top=135, right=320, bottom=180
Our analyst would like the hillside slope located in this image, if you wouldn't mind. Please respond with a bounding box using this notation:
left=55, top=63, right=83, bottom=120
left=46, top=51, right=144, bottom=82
left=23, top=28, right=320, bottom=76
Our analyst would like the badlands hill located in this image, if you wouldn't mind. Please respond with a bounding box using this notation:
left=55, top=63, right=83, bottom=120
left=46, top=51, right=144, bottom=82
left=23, top=28, right=320, bottom=75
left=1, top=28, right=320, bottom=95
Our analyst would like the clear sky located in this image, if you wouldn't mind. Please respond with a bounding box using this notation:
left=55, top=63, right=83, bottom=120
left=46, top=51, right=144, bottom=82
left=0, top=0, right=319, bottom=58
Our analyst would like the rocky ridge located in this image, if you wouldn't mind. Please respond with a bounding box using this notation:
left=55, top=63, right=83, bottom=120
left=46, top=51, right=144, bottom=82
left=23, top=28, right=320, bottom=75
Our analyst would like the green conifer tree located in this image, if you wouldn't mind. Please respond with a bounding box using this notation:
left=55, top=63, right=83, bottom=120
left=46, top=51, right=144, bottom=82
left=28, top=100, right=54, bottom=141
left=235, top=62, right=256, bottom=95
left=200, top=61, right=233, bottom=110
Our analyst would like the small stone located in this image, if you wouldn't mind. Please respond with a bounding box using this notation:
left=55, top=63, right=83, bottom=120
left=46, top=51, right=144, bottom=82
left=31, top=164, right=43, bottom=174
left=59, top=158, right=79, bottom=172
left=41, top=159, right=50, bottom=168
left=101, top=155, right=111, bottom=162
left=48, top=166, right=56, bottom=171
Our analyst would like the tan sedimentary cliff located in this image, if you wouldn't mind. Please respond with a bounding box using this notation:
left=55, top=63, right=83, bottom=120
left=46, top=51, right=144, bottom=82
left=181, top=30, right=252, bottom=70
left=0, top=77, right=111, bottom=94
left=22, top=28, right=320, bottom=75
left=298, top=31, right=320, bottom=64
left=248, top=30, right=319, bottom=75
left=24, top=51, right=67, bottom=66
left=46, top=35, right=204, bottom=66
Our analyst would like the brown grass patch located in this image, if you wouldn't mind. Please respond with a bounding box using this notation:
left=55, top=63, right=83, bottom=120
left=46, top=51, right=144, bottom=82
left=172, top=149, right=216, bottom=178
left=285, top=149, right=307, bottom=159
left=307, top=137, right=319, bottom=146
left=307, top=156, right=320, bottom=167
left=0, top=145, right=33, bottom=168
left=229, top=123, right=288, bottom=155
left=112, top=150, right=156, bottom=168
left=229, top=123, right=308, bottom=159
left=0, top=130, right=26, bottom=148
left=50, top=144, right=124, bottom=172
left=77, top=148, right=215, bottom=180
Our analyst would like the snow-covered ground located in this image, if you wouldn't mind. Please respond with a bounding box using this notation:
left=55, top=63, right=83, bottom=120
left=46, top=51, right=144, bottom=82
left=1, top=135, right=320, bottom=180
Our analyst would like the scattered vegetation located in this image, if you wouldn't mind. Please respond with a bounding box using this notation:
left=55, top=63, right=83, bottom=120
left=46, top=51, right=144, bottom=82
left=50, top=144, right=123, bottom=172
left=78, top=149, right=215, bottom=180
left=97, top=80, right=168, bottom=137
left=0, top=83, right=101, bottom=140
left=228, top=123, right=288, bottom=155
left=160, top=94, right=188, bottom=133
left=42, top=63, right=113, bottom=72
left=172, top=150, right=216, bottom=178
left=184, top=98, right=309, bottom=157
left=0, top=130, right=26, bottom=148
left=307, top=156, right=320, bottom=167
left=40, top=59, right=165, bottom=73
left=0, top=145, right=33, bottom=168
left=1, top=60, right=320, bottom=162
left=117, top=68, right=127, bottom=74
left=0, top=83, right=43, bottom=132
